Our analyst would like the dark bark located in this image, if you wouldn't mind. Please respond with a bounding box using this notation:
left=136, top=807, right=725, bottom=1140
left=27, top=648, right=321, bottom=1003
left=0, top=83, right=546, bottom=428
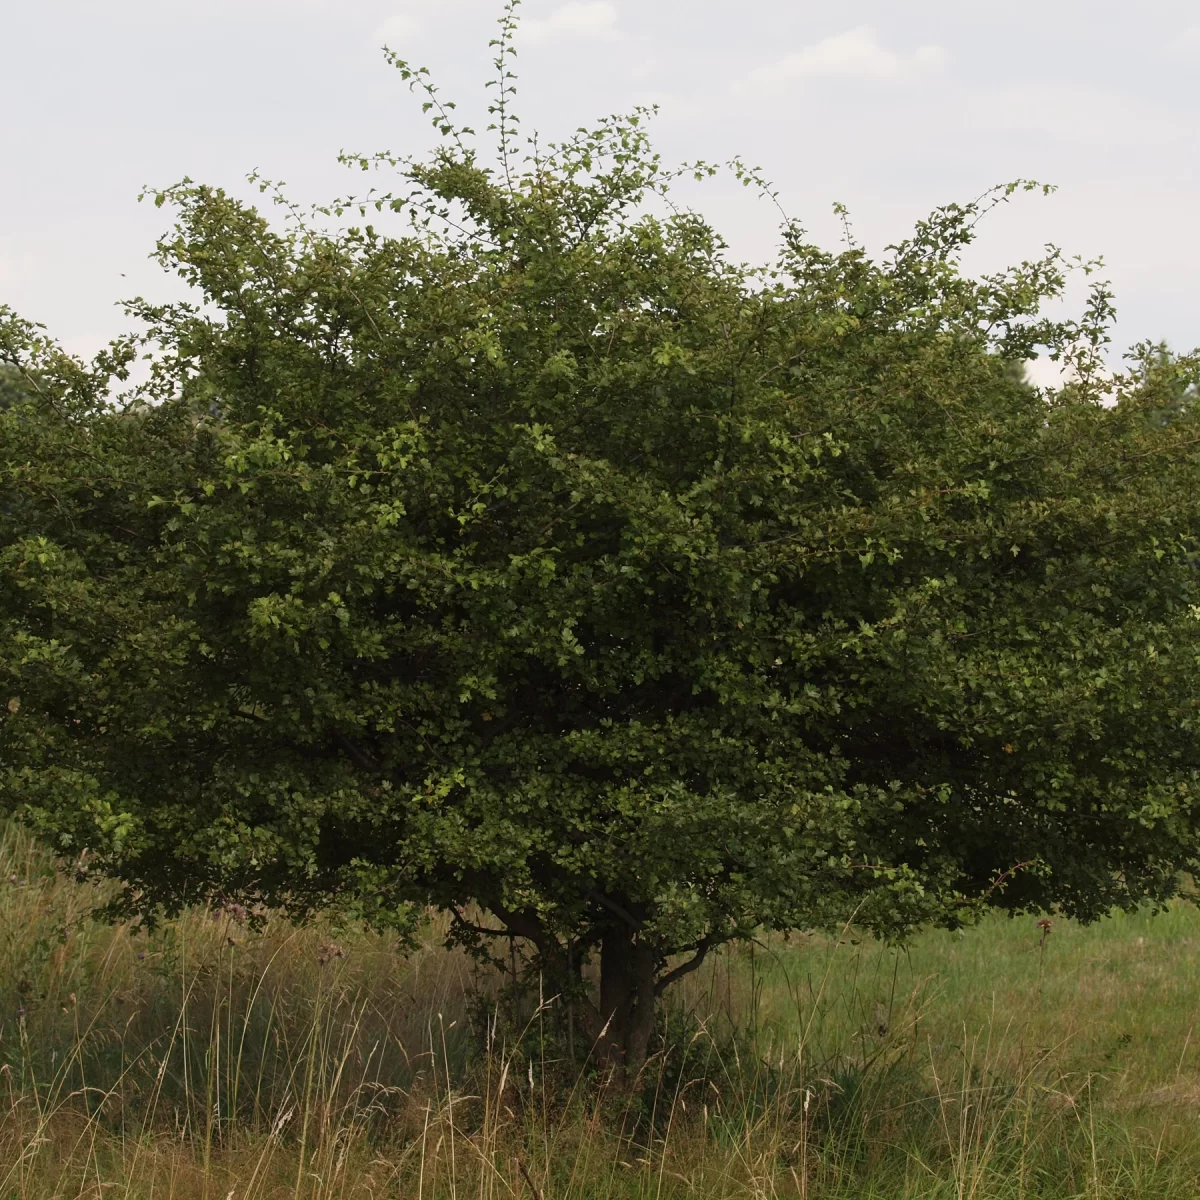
left=594, top=924, right=658, bottom=1082
left=468, top=897, right=719, bottom=1088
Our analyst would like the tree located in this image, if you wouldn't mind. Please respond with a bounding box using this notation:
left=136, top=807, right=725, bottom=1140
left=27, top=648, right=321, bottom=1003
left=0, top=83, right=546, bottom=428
left=3, top=13, right=1200, bottom=1077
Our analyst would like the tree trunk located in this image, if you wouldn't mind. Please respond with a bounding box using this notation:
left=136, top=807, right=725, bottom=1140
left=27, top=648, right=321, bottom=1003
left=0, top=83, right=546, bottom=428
left=594, top=925, right=657, bottom=1084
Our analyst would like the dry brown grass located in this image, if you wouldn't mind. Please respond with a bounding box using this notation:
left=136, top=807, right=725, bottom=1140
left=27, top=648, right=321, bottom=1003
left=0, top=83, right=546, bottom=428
left=6, top=821, right=1200, bottom=1198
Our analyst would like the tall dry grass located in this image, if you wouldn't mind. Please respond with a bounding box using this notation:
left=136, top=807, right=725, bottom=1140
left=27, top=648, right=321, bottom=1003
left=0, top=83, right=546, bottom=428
left=4, top=819, right=1200, bottom=1198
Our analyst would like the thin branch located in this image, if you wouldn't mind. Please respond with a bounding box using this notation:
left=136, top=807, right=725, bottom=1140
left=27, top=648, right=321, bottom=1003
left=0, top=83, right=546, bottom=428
left=1121, top=434, right=1200, bottom=462
left=984, top=859, right=1038, bottom=898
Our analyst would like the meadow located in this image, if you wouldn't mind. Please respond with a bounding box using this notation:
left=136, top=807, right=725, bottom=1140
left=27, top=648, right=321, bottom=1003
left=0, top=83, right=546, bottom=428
left=4, top=818, right=1200, bottom=1200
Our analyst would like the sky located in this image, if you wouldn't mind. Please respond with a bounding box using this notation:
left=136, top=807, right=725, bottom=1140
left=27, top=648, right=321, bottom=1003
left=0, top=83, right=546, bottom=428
left=3, top=0, right=1198, bottom=380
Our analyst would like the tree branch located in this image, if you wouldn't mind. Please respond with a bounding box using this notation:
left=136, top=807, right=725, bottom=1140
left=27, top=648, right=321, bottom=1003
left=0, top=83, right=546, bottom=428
left=586, top=889, right=642, bottom=930
left=334, top=730, right=381, bottom=773
left=450, top=908, right=512, bottom=939
left=488, top=902, right=554, bottom=958
left=655, top=934, right=719, bottom=996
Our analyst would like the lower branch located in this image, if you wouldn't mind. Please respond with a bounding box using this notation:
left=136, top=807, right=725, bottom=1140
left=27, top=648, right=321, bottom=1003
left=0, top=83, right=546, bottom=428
left=450, top=908, right=511, bottom=939
left=655, top=933, right=720, bottom=996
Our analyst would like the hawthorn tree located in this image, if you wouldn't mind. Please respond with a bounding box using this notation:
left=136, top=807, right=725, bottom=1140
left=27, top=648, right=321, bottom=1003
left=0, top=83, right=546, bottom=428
left=3, top=16, right=1200, bottom=1075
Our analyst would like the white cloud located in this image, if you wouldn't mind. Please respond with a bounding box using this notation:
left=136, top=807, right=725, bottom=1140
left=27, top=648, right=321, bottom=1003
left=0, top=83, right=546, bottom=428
left=524, top=2, right=619, bottom=45
left=1167, top=26, right=1200, bottom=58
left=372, top=13, right=421, bottom=47
left=736, top=26, right=948, bottom=95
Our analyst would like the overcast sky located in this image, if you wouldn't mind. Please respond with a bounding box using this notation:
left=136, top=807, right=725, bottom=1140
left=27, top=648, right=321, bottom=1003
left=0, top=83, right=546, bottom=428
left=4, top=0, right=1198, bottom=376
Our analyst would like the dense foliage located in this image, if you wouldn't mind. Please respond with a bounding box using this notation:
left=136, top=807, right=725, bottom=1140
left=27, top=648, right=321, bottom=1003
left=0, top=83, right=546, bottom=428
left=3, top=21, right=1200, bottom=1069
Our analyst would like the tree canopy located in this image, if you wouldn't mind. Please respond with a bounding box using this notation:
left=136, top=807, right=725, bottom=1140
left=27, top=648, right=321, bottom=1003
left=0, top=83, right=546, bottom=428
left=0, top=364, right=36, bottom=411
left=3, top=17, right=1200, bottom=1072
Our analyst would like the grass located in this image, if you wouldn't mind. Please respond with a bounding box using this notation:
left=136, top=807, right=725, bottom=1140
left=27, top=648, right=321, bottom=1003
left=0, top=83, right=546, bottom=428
left=4, top=820, right=1200, bottom=1198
